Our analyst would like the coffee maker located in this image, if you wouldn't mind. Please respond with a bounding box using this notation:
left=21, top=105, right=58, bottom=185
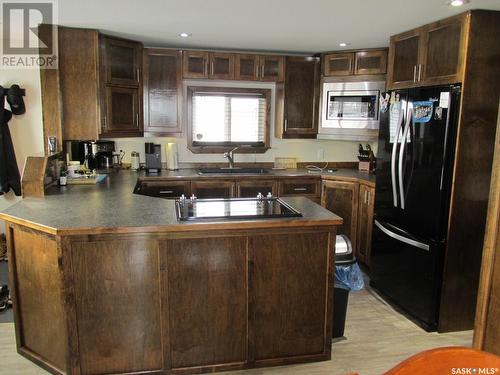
left=67, top=140, right=115, bottom=170
left=145, top=143, right=162, bottom=173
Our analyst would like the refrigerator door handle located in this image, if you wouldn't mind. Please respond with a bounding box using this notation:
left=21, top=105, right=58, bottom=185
left=399, top=106, right=412, bottom=210
left=391, top=102, right=405, bottom=207
left=374, top=220, right=430, bottom=251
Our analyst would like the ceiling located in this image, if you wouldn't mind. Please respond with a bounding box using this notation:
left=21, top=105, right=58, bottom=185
left=58, top=0, right=500, bottom=53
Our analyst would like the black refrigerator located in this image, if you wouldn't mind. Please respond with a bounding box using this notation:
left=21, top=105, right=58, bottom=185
left=370, top=84, right=461, bottom=331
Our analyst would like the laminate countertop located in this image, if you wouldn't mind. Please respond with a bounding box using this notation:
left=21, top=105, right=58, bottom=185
left=138, top=167, right=376, bottom=186
left=0, top=169, right=358, bottom=236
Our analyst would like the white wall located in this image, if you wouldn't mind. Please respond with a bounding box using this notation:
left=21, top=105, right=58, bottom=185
left=111, top=136, right=371, bottom=165
left=0, top=67, right=45, bottom=233
left=109, top=80, right=377, bottom=165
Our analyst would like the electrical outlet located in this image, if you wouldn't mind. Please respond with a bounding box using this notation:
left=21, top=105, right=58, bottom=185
left=317, top=148, right=325, bottom=160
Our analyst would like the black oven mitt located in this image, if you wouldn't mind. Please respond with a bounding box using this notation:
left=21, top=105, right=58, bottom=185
left=6, top=84, right=25, bottom=115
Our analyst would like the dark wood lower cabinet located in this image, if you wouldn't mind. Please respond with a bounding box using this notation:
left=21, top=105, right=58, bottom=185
left=322, top=180, right=359, bottom=253
left=237, top=180, right=277, bottom=198
left=191, top=180, right=235, bottom=199
left=5, top=222, right=336, bottom=375
left=71, top=239, right=163, bottom=375
left=137, top=180, right=191, bottom=198
left=250, top=232, right=331, bottom=360
left=10, top=228, right=67, bottom=372
left=356, top=184, right=375, bottom=266
left=164, top=237, right=247, bottom=369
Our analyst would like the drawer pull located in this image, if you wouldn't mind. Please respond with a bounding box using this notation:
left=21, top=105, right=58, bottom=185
left=293, top=187, right=308, bottom=192
left=159, top=190, right=174, bottom=194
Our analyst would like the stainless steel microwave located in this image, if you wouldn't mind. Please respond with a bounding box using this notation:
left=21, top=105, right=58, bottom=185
left=318, top=80, right=385, bottom=141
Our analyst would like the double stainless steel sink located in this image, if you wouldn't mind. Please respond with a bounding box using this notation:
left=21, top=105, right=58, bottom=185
left=198, top=167, right=270, bottom=175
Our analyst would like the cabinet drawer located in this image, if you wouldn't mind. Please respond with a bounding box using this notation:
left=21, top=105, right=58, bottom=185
left=191, top=181, right=235, bottom=199
left=237, top=180, right=277, bottom=198
left=280, top=179, right=320, bottom=196
left=137, top=181, right=191, bottom=198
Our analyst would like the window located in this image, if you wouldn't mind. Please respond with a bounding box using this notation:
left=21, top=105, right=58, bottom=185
left=187, top=86, right=271, bottom=153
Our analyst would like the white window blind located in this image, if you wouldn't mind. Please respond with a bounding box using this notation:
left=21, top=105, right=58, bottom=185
left=191, top=90, right=267, bottom=145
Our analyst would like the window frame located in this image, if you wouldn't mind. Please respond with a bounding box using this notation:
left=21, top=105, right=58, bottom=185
left=187, top=86, right=271, bottom=154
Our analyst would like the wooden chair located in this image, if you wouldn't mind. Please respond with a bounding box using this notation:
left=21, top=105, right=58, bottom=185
left=383, top=347, right=500, bottom=374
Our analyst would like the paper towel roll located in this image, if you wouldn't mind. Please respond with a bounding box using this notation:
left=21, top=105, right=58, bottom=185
left=166, top=143, right=179, bottom=170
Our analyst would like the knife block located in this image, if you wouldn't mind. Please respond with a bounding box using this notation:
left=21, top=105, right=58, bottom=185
left=359, top=159, right=375, bottom=172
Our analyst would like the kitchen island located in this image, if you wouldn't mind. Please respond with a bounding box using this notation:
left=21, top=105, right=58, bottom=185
left=0, top=171, right=342, bottom=375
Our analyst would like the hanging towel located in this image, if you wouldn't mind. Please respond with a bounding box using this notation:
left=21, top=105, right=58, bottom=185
left=0, top=106, right=21, bottom=196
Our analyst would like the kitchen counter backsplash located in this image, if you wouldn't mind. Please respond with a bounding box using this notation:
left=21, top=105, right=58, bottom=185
left=106, top=137, right=378, bottom=165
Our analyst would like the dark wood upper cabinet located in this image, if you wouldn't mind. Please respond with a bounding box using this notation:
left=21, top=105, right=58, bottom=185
left=100, top=35, right=143, bottom=137
left=102, top=86, right=142, bottom=137
left=322, top=49, right=387, bottom=77
left=55, top=27, right=101, bottom=141
left=143, top=48, right=182, bottom=135
left=182, top=51, right=209, bottom=79
left=183, top=52, right=283, bottom=82
left=355, top=50, right=387, bottom=75
left=387, top=29, right=423, bottom=88
left=102, top=37, right=142, bottom=86
left=235, top=54, right=260, bottom=80
left=276, top=56, right=320, bottom=138
left=420, top=14, right=468, bottom=85
left=387, top=13, right=468, bottom=89
left=260, top=55, right=285, bottom=82
left=209, top=52, right=234, bottom=80
left=323, top=53, right=355, bottom=76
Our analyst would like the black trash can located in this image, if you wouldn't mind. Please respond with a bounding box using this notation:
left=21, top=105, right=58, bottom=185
left=333, top=235, right=364, bottom=338
left=332, top=287, right=350, bottom=338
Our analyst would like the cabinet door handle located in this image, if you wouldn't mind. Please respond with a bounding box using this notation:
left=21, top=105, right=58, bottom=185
left=284, top=119, right=288, bottom=130
left=136, top=113, right=139, bottom=126
left=159, top=190, right=174, bottom=194
left=413, top=65, right=417, bottom=83
left=418, top=64, right=422, bottom=81
left=368, top=191, right=371, bottom=205
left=136, top=68, right=140, bottom=82
left=349, top=59, right=353, bottom=73
left=294, top=187, right=308, bottom=192
left=210, top=61, right=214, bottom=76
left=261, top=64, right=265, bottom=79
left=365, top=190, right=368, bottom=204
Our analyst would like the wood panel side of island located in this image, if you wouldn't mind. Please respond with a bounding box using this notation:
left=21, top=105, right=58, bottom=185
left=6, top=223, right=68, bottom=375
left=4, top=224, right=337, bottom=375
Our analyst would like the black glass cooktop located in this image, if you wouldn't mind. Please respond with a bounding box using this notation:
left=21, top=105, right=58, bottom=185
left=175, top=197, right=302, bottom=221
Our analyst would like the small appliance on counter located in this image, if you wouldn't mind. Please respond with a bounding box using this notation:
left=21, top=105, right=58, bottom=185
left=166, top=142, right=179, bottom=170
left=112, top=151, right=125, bottom=168
left=145, top=143, right=161, bottom=173
left=131, top=151, right=140, bottom=170
left=65, top=140, right=115, bottom=170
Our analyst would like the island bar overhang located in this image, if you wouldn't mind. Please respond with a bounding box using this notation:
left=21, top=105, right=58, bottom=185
left=1, top=198, right=342, bottom=375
